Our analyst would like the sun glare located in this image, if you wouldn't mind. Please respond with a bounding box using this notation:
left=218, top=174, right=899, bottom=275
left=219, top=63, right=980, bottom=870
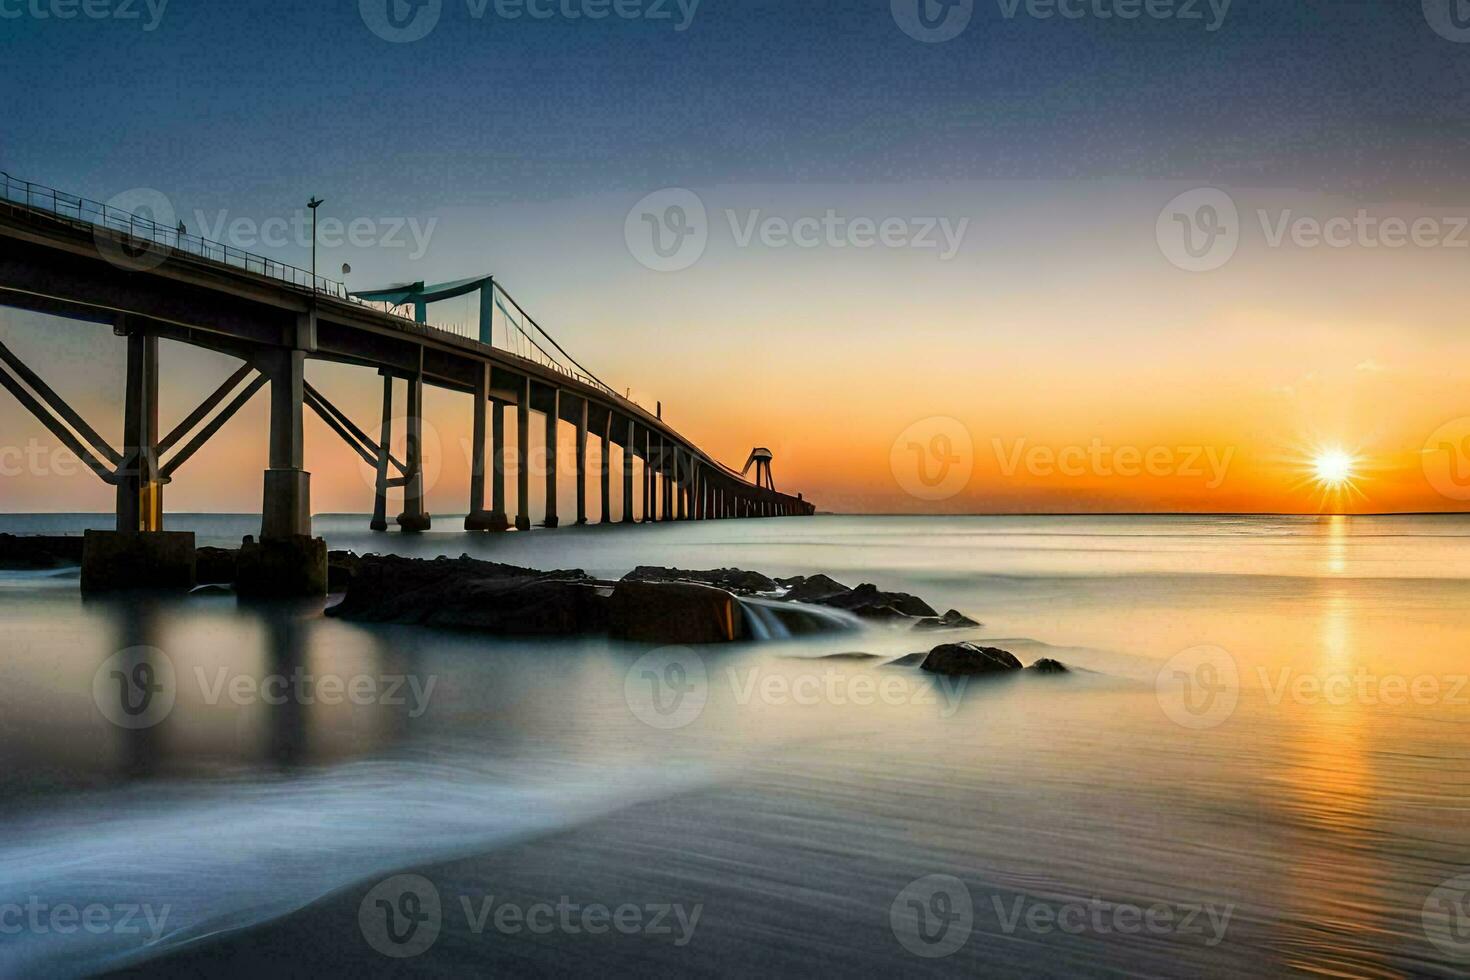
left=1313, top=450, right=1356, bottom=488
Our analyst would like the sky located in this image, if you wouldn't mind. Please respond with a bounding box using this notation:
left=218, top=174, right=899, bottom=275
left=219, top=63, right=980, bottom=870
left=4, top=0, right=1470, bottom=515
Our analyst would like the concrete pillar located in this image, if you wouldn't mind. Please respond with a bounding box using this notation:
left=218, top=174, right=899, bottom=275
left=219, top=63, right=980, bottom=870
left=396, top=366, right=430, bottom=532
left=674, top=448, right=685, bottom=520
left=117, top=330, right=162, bottom=533
left=643, top=429, right=654, bottom=522
left=600, top=412, right=612, bottom=524
left=661, top=438, right=673, bottom=521
left=466, top=364, right=492, bottom=530
left=262, top=346, right=312, bottom=539
left=575, top=396, right=589, bottom=525
left=515, top=376, right=531, bottom=530
left=370, top=373, right=393, bottom=531
left=543, top=386, right=560, bottom=529
left=623, top=417, right=636, bottom=523
left=692, top=464, right=702, bottom=520
left=490, top=399, right=509, bottom=530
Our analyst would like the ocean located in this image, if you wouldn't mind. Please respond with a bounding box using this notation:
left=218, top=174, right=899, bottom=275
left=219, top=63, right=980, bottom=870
left=2, top=513, right=1468, bottom=977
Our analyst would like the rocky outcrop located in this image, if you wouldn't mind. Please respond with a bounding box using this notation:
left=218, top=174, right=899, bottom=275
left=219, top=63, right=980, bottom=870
left=815, top=583, right=937, bottom=620
left=608, top=581, right=744, bottom=644
left=623, top=566, right=778, bottom=595
left=195, top=547, right=238, bottom=584
left=919, top=642, right=1023, bottom=676
left=778, top=573, right=852, bottom=603
left=914, top=609, right=981, bottom=631
left=326, top=554, right=589, bottom=628
left=1028, top=658, right=1069, bottom=674
left=0, top=534, right=85, bottom=569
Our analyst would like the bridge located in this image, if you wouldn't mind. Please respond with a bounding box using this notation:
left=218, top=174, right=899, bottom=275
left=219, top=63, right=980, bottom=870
left=0, top=172, right=814, bottom=594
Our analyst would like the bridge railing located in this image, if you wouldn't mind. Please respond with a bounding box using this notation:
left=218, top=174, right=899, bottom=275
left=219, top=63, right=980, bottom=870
left=0, top=171, right=353, bottom=299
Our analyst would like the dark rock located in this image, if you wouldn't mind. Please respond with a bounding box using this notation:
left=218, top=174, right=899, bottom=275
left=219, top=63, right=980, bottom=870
left=623, top=566, right=778, bottom=595
left=919, top=642, right=1023, bottom=676
left=609, top=581, right=744, bottom=644
left=1028, top=658, right=1069, bottom=674
left=816, top=583, right=937, bottom=619
left=914, top=609, right=981, bottom=631
left=326, top=554, right=589, bottom=626
left=0, top=534, right=85, bottom=569
left=195, top=546, right=238, bottom=584
left=778, top=573, right=851, bottom=603
left=237, top=536, right=327, bottom=598
left=884, top=653, right=927, bottom=667
left=189, top=583, right=233, bottom=596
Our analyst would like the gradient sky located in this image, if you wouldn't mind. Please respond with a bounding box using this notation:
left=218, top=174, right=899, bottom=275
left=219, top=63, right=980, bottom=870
left=4, top=0, right=1470, bottom=514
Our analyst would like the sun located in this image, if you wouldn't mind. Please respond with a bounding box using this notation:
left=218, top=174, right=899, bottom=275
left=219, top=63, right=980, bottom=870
left=1313, top=449, right=1356, bottom=488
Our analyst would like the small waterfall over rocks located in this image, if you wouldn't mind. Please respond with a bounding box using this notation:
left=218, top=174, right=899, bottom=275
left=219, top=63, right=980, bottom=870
left=737, top=597, right=864, bottom=641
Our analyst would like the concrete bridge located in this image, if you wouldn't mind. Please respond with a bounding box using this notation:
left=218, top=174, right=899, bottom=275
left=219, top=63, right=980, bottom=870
left=0, top=173, right=814, bottom=593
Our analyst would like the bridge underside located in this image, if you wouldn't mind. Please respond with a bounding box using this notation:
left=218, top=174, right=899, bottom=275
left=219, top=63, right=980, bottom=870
left=0, top=203, right=814, bottom=593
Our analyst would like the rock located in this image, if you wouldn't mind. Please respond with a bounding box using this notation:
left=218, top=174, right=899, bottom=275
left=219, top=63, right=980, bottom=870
left=1028, top=658, right=1069, bottom=674
left=914, top=609, right=981, bottom=631
left=884, top=653, right=927, bottom=667
left=326, top=554, right=589, bottom=627
left=189, top=583, right=233, bottom=596
left=816, top=583, right=937, bottom=619
left=778, top=573, right=851, bottom=603
left=236, top=536, right=327, bottom=598
left=623, top=566, right=778, bottom=595
left=195, top=546, right=238, bottom=584
left=919, top=642, right=1023, bottom=676
left=0, top=534, right=85, bottom=569
left=609, top=581, right=744, bottom=644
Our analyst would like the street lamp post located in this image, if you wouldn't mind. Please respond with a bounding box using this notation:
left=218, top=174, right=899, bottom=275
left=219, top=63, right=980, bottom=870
left=307, top=196, right=324, bottom=285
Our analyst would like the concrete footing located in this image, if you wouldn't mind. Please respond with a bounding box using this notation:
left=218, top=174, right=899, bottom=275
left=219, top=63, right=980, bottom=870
left=397, top=512, right=432, bottom=533
left=236, top=535, right=327, bottom=597
left=515, top=515, right=531, bottom=531
left=464, top=511, right=508, bottom=532
left=81, top=530, right=196, bottom=593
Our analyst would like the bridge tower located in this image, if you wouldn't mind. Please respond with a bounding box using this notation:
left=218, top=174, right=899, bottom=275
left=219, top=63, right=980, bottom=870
left=741, top=448, right=776, bottom=492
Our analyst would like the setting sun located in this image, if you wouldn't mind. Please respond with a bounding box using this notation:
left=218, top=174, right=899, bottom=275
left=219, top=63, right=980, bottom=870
left=1314, top=449, right=1357, bottom=488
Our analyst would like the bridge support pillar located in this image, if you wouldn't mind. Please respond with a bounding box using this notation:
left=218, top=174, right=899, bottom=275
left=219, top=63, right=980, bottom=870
left=515, top=376, right=531, bottom=530
left=371, top=373, right=393, bottom=531
left=239, top=343, right=325, bottom=597
left=397, top=367, right=431, bottom=532
left=574, top=397, right=588, bottom=525
left=661, top=440, right=673, bottom=521
left=490, top=399, right=510, bottom=530
left=623, top=418, right=636, bottom=523
left=600, top=412, right=612, bottom=523
left=675, top=449, right=687, bottom=521
left=117, top=329, right=163, bottom=533
left=543, top=387, right=559, bottom=528
left=466, top=364, right=495, bottom=531
left=643, top=430, right=654, bottom=522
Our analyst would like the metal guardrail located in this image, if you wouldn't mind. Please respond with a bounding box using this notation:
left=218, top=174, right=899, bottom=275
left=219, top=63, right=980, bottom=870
left=0, top=171, right=353, bottom=299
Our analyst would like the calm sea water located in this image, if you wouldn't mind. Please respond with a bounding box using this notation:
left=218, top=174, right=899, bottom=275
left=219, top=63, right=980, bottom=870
left=2, top=514, right=1469, bottom=977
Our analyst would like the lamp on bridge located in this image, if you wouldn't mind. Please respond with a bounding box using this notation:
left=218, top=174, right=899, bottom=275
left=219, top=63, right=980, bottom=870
left=307, top=196, right=324, bottom=280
